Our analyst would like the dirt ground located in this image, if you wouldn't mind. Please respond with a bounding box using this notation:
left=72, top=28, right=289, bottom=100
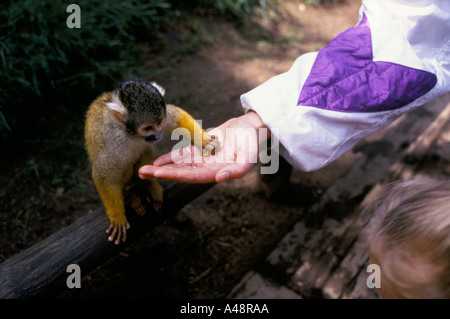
left=0, top=0, right=363, bottom=298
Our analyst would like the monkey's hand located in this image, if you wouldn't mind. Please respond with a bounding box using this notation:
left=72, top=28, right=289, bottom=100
left=201, top=133, right=219, bottom=156
left=106, top=219, right=131, bottom=245
left=166, top=104, right=219, bottom=156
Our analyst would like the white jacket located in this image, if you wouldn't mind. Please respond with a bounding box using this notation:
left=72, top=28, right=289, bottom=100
left=241, top=0, right=450, bottom=171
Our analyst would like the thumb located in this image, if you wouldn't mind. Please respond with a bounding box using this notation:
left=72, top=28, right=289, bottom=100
left=215, top=163, right=254, bottom=183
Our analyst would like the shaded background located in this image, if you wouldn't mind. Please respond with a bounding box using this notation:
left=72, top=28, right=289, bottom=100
left=3, top=0, right=449, bottom=299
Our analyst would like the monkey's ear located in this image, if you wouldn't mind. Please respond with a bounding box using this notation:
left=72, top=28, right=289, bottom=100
left=151, top=82, right=166, bottom=97
left=106, top=97, right=126, bottom=123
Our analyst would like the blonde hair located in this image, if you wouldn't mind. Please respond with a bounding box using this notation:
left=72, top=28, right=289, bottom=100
left=361, top=177, right=450, bottom=298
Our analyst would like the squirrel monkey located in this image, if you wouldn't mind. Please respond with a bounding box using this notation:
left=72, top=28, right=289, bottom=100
left=85, top=79, right=215, bottom=245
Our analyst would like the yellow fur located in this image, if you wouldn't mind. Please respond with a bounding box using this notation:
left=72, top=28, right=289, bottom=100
left=85, top=85, right=215, bottom=244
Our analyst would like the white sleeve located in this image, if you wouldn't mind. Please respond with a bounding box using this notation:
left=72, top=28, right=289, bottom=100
left=241, top=0, right=450, bottom=171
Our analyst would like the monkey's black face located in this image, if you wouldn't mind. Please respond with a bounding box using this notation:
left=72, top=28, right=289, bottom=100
left=139, top=118, right=166, bottom=144
left=144, top=129, right=163, bottom=143
left=115, top=79, right=167, bottom=142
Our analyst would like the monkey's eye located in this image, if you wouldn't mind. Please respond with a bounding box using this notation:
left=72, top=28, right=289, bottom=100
left=143, top=125, right=153, bottom=131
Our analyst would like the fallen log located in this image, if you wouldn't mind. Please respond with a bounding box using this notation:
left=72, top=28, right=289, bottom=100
left=0, top=181, right=215, bottom=299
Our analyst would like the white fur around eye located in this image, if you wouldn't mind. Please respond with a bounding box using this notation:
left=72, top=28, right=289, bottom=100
left=106, top=96, right=126, bottom=114
left=151, top=81, right=166, bottom=97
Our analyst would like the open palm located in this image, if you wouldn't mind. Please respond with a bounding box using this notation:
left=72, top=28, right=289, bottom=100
left=139, top=112, right=269, bottom=183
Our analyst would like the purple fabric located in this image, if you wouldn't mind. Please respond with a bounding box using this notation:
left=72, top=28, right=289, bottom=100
left=297, top=15, right=437, bottom=112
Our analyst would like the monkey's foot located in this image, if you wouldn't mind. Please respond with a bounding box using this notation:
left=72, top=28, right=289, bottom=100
left=130, top=194, right=147, bottom=216
left=146, top=180, right=163, bottom=213
left=153, top=199, right=163, bottom=213
left=106, top=220, right=131, bottom=245
left=146, top=194, right=163, bottom=213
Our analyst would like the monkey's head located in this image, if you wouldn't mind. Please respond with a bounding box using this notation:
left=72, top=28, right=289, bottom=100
left=107, top=79, right=167, bottom=143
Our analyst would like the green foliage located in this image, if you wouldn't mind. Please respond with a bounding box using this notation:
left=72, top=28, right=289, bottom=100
left=0, top=0, right=170, bottom=138
left=0, top=0, right=274, bottom=195
left=304, top=0, right=344, bottom=5
left=0, top=0, right=271, bottom=140
left=168, top=0, right=270, bottom=21
left=201, top=0, right=268, bottom=18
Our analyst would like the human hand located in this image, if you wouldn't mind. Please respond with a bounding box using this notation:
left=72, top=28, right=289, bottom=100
left=139, top=111, right=270, bottom=183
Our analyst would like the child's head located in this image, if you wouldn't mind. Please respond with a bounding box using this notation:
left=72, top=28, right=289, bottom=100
left=361, top=177, right=450, bottom=299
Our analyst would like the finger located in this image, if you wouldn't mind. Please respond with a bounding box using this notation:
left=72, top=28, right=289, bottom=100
left=152, top=152, right=175, bottom=166
left=115, top=226, right=122, bottom=245
left=139, top=165, right=157, bottom=179
left=108, top=225, right=118, bottom=242
left=151, top=165, right=218, bottom=183
left=216, top=162, right=254, bottom=182
left=106, top=223, right=114, bottom=234
left=140, top=162, right=199, bottom=179
left=121, top=224, right=127, bottom=243
left=153, top=146, right=193, bottom=166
